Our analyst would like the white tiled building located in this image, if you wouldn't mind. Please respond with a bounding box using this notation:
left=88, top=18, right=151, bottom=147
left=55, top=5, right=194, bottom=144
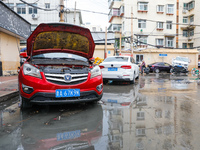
left=108, top=0, right=199, bottom=52
left=3, top=0, right=60, bottom=31
left=3, top=0, right=83, bottom=31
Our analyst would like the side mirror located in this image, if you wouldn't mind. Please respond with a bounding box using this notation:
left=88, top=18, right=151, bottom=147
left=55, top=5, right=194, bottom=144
left=89, top=57, right=95, bottom=64
left=20, top=52, right=28, bottom=58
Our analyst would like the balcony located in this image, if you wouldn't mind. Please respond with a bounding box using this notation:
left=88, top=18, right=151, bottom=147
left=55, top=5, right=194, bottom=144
left=108, top=8, right=120, bottom=22
left=108, top=24, right=122, bottom=32
left=119, top=5, right=124, bottom=16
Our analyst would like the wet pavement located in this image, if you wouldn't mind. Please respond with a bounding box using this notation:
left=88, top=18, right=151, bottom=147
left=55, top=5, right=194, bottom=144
left=0, top=74, right=200, bottom=150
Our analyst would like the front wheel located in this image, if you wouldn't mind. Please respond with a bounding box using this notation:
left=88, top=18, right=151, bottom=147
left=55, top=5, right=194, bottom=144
left=20, top=96, right=32, bottom=110
left=155, top=68, right=160, bottom=73
left=130, top=75, right=135, bottom=84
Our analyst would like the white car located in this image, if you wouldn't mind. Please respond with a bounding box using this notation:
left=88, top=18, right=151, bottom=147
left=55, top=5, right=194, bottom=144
left=99, top=56, right=139, bottom=84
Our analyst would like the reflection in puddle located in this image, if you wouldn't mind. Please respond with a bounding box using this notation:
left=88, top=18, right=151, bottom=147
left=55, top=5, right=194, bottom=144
left=0, top=74, right=200, bottom=149
left=102, top=74, right=200, bottom=149
left=0, top=104, right=103, bottom=150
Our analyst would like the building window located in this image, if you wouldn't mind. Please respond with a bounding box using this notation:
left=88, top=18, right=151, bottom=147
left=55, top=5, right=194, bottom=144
left=157, top=5, right=164, bottom=12
left=190, top=15, right=194, bottom=23
left=45, top=3, right=50, bottom=9
left=183, top=17, right=188, bottom=23
left=182, top=43, right=187, bottom=48
left=6, top=3, right=14, bottom=10
left=136, top=128, right=146, bottom=136
left=155, top=110, right=162, bottom=118
left=157, top=22, right=164, bottom=29
left=166, top=21, right=172, bottom=29
left=166, top=4, right=174, bottom=14
left=112, top=8, right=120, bottom=16
left=156, top=39, right=164, bottom=46
left=189, top=43, right=193, bottom=48
left=183, top=3, right=188, bottom=10
left=17, top=3, right=26, bottom=14
left=137, top=36, right=147, bottom=45
left=184, top=1, right=195, bottom=10
left=189, top=29, right=194, bottom=36
left=136, top=54, right=144, bottom=63
left=183, top=30, right=188, bottom=37
left=138, top=2, right=148, bottom=11
left=138, top=19, right=146, bottom=28
left=166, top=37, right=174, bottom=47
left=108, top=24, right=122, bottom=31
left=137, top=112, right=145, bottom=120
left=188, top=1, right=195, bottom=10
left=29, top=4, right=37, bottom=14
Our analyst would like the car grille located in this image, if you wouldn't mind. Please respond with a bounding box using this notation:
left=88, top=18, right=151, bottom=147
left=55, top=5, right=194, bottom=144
left=45, top=73, right=88, bottom=85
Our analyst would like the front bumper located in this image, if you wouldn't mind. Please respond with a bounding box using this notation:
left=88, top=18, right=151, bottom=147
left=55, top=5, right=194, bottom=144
left=22, top=91, right=103, bottom=104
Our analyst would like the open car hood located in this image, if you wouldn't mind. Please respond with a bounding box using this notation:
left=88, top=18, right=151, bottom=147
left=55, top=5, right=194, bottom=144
left=27, top=23, right=95, bottom=59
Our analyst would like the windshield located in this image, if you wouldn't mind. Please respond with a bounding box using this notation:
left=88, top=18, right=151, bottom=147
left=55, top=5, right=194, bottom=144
left=33, top=52, right=88, bottom=62
left=104, top=57, right=129, bottom=62
left=175, top=57, right=189, bottom=62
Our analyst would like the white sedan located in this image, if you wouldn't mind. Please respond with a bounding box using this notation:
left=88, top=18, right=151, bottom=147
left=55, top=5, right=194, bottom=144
left=99, top=56, right=139, bottom=84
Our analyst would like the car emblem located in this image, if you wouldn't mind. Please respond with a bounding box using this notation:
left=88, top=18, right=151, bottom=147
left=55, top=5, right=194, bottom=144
left=64, top=74, right=72, bottom=82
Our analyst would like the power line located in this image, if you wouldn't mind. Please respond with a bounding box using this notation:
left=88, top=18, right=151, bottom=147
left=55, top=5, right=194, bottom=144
left=94, top=36, right=200, bottom=49
left=70, top=8, right=200, bottom=27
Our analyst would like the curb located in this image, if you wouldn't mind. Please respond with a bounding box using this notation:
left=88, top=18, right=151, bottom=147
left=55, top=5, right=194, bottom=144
left=0, top=91, right=19, bottom=102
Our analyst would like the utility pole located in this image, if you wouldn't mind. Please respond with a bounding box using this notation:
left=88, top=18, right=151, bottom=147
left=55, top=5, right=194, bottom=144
left=119, top=29, right=122, bottom=56
left=104, top=27, right=107, bottom=59
left=131, top=7, right=133, bottom=57
left=73, top=1, right=77, bottom=24
left=59, top=0, right=64, bottom=22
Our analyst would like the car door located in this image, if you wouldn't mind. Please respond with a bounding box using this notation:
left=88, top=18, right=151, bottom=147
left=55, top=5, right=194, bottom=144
left=157, top=62, right=165, bottom=71
left=130, top=57, right=138, bottom=77
left=163, top=63, right=171, bottom=72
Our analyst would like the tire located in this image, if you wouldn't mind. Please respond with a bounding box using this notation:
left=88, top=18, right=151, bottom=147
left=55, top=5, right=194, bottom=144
left=155, top=68, right=160, bottom=73
left=130, top=74, right=135, bottom=84
left=103, top=80, right=108, bottom=84
left=20, top=96, right=32, bottom=110
left=136, top=73, right=139, bottom=79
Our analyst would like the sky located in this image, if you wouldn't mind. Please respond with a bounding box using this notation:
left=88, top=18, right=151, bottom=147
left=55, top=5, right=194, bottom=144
left=66, top=0, right=109, bottom=30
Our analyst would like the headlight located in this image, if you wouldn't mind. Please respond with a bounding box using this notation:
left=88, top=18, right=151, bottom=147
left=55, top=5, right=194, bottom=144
left=23, top=64, right=41, bottom=78
left=90, top=65, right=101, bottom=78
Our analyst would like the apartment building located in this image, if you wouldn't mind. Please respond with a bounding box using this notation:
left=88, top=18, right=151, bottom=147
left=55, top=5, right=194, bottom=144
left=108, top=0, right=199, bottom=52
left=3, top=0, right=60, bottom=31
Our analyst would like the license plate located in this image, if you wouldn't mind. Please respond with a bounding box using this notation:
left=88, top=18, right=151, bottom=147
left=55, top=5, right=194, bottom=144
left=55, top=89, right=80, bottom=98
left=57, top=130, right=81, bottom=141
left=108, top=68, right=118, bottom=71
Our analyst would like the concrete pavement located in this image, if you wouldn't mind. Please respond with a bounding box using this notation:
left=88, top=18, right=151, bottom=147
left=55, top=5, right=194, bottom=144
left=0, top=75, right=18, bottom=102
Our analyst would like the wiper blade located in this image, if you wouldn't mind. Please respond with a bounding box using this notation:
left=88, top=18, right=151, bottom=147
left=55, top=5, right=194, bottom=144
left=59, top=58, right=76, bottom=61
left=33, top=57, right=51, bottom=59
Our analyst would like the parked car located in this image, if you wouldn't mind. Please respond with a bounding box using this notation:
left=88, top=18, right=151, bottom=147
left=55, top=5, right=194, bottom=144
left=171, top=56, right=189, bottom=74
left=148, top=62, right=172, bottom=73
left=99, top=56, right=139, bottom=84
left=18, top=23, right=103, bottom=109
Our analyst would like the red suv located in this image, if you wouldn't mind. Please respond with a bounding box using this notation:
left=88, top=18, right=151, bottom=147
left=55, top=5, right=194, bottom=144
left=18, top=23, right=103, bottom=109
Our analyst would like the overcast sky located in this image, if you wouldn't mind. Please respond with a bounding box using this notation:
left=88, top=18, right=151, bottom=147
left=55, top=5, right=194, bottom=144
left=66, top=0, right=109, bottom=30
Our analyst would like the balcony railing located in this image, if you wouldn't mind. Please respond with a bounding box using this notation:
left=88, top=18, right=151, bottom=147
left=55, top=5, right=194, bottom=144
left=108, top=9, right=120, bottom=22
left=120, top=5, right=124, bottom=16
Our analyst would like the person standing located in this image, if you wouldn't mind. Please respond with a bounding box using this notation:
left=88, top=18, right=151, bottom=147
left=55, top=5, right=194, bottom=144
left=140, top=60, right=146, bottom=74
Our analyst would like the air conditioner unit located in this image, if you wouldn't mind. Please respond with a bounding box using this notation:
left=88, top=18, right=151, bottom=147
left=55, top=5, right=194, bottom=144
left=182, top=9, right=188, bottom=14
left=188, top=37, right=192, bottom=40
left=32, top=14, right=38, bottom=19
